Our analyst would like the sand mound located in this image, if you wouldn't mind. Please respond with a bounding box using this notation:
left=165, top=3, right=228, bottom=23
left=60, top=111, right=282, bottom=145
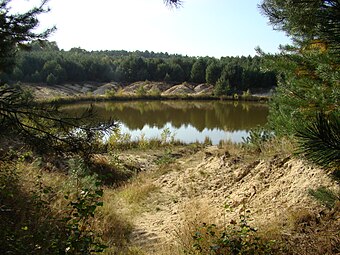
left=128, top=146, right=339, bottom=251
left=93, top=82, right=121, bottom=95
left=194, top=83, right=214, bottom=94
left=22, top=82, right=111, bottom=98
left=122, top=81, right=173, bottom=95
left=22, top=81, right=217, bottom=99
left=162, top=83, right=195, bottom=95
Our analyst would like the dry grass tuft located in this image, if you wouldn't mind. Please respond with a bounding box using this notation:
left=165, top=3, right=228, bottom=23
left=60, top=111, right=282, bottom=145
left=96, top=197, right=134, bottom=254
left=284, top=208, right=340, bottom=255
left=119, top=179, right=158, bottom=205
left=257, top=207, right=340, bottom=255
left=165, top=199, right=217, bottom=254
left=260, top=136, right=295, bottom=157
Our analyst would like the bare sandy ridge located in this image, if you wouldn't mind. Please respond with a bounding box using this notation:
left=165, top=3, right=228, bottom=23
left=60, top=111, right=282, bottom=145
left=21, top=81, right=215, bottom=99
left=123, top=146, right=339, bottom=253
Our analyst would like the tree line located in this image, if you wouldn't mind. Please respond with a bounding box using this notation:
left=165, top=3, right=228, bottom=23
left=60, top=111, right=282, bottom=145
left=1, top=41, right=276, bottom=94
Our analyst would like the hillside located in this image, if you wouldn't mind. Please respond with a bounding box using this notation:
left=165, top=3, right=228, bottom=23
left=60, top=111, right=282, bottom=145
left=102, top=143, right=340, bottom=254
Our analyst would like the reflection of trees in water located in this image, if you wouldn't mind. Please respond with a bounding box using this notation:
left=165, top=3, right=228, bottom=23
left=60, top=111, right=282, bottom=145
left=62, top=101, right=268, bottom=131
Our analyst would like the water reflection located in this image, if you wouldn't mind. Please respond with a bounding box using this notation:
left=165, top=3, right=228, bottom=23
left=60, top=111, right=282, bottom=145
left=62, top=100, right=268, bottom=144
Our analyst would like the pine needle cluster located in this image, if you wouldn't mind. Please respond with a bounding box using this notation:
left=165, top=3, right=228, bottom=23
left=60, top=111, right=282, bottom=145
left=296, top=112, right=340, bottom=170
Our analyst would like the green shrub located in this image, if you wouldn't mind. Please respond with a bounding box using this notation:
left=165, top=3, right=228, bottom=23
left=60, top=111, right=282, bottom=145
left=105, top=88, right=116, bottom=97
left=242, top=89, right=251, bottom=98
left=0, top=157, right=106, bottom=255
left=63, top=188, right=106, bottom=254
left=107, top=128, right=133, bottom=151
left=154, top=149, right=176, bottom=166
left=62, top=158, right=107, bottom=254
left=148, top=88, right=161, bottom=97
left=46, top=73, right=57, bottom=85
left=214, top=77, right=230, bottom=96
left=160, top=127, right=172, bottom=145
left=242, top=126, right=274, bottom=151
left=137, top=85, right=146, bottom=96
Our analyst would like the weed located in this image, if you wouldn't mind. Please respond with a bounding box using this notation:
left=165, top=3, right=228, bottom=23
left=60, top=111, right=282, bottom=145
left=137, top=85, right=146, bottom=96
left=242, top=89, right=251, bottom=99
left=63, top=188, right=106, bottom=254
left=107, top=127, right=133, bottom=151
left=105, top=89, right=116, bottom=97
left=203, top=136, right=212, bottom=146
left=155, top=149, right=176, bottom=166
left=161, top=127, right=172, bottom=145
left=242, top=126, right=274, bottom=152
left=187, top=206, right=277, bottom=255
left=148, top=88, right=161, bottom=97
left=308, top=186, right=339, bottom=209
left=137, top=133, right=149, bottom=150
left=107, top=126, right=183, bottom=152
left=120, top=180, right=157, bottom=205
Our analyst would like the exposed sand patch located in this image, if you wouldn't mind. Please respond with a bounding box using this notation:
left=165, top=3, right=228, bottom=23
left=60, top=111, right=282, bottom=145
left=121, top=146, right=339, bottom=253
left=21, top=82, right=216, bottom=99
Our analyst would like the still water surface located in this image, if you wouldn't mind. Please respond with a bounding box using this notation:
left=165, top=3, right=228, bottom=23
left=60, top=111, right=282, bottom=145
left=63, top=100, right=268, bottom=144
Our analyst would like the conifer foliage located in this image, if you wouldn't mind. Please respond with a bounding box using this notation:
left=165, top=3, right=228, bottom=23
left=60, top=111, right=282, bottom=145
left=259, top=0, right=340, bottom=169
left=297, top=112, right=340, bottom=170
left=0, top=0, right=55, bottom=73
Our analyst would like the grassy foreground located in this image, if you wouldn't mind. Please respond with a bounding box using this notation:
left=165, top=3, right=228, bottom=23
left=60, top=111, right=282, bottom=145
left=1, top=135, right=339, bottom=254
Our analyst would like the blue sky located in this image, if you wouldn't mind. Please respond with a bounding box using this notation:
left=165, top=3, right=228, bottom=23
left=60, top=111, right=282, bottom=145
left=12, top=0, right=291, bottom=57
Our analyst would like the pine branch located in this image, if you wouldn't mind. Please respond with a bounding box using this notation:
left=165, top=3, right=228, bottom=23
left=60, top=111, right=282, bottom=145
left=296, top=112, right=340, bottom=170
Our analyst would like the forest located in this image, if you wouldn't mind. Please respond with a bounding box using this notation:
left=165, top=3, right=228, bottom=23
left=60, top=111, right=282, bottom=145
left=0, top=41, right=277, bottom=95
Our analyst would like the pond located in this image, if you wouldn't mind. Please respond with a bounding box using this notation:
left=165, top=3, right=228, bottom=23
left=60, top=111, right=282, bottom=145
left=62, top=100, right=268, bottom=145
